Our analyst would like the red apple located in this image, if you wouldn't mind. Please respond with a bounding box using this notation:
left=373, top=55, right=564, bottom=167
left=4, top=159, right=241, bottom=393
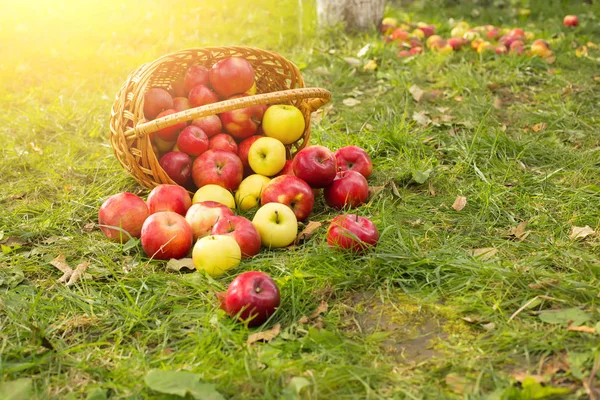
left=447, top=37, right=467, bottom=51
left=292, top=145, right=337, bottom=188
left=212, top=215, right=261, bottom=258
left=172, top=97, right=191, bottom=112
left=144, top=87, right=173, bottom=120
left=154, top=109, right=187, bottom=142
left=334, top=146, right=373, bottom=178
left=209, top=57, right=255, bottom=98
left=188, top=84, right=219, bottom=108
left=260, top=175, right=314, bottom=221
left=170, top=75, right=187, bottom=98
left=191, top=149, right=243, bottom=191
left=389, top=28, right=409, bottom=43
left=98, top=192, right=149, bottom=242
left=326, top=214, right=379, bottom=253
left=219, top=95, right=266, bottom=140
left=237, top=134, right=264, bottom=176
left=208, top=133, right=238, bottom=154
left=159, top=151, right=192, bottom=186
left=184, top=65, right=210, bottom=94
left=192, top=115, right=222, bottom=138
left=564, top=15, right=579, bottom=27
left=324, top=170, right=369, bottom=210
left=275, top=160, right=295, bottom=177
left=185, top=201, right=234, bottom=241
left=509, top=40, right=526, bottom=55
left=147, top=184, right=192, bottom=216
left=140, top=211, right=193, bottom=260
left=224, top=271, right=280, bottom=326
left=176, top=125, right=209, bottom=157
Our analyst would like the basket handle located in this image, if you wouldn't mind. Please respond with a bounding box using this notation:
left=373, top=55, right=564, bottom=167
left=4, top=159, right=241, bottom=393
left=123, top=87, right=331, bottom=140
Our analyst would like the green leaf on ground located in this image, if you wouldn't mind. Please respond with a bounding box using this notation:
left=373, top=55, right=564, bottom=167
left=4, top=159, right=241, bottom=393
left=537, top=308, right=592, bottom=327
left=282, top=377, right=311, bottom=399
left=85, top=388, right=108, bottom=400
left=0, top=378, right=33, bottom=400
left=144, top=370, right=224, bottom=400
left=412, top=169, right=432, bottom=184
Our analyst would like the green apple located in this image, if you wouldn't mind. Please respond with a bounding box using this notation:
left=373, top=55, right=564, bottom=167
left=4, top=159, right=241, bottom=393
left=261, top=105, right=306, bottom=145
left=248, top=137, right=286, bottom=176
left=234, top=174, right=271, bottom=212
left=192, top=184, right=236, bottom=209
left=192, top=234, right=241, bottom=277
left=251, top=202, right=298, bottom=248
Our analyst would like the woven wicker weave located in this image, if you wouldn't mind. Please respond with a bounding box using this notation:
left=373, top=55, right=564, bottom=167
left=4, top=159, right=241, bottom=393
left=109, top=46, right=331, bottom=190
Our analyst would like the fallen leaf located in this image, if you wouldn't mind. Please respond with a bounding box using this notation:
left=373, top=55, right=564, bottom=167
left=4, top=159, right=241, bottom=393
left=144, top=369, right=225, bottom=400
left=66, top=261, right=89, bottom=286
left=567, top=325, right=596, bottom=334
left=81, top=222, right=96, bottom=233
left=538, top=307, right=592, bottom=327
left=247, top=323, right=281, bottom=345
left=481, top=322, right=496, bottom=331
left=29, top=142, right=43, bottom=155
left=298, top=316, right=309, bottom=324
left=544, top=55, right=556, bottom=64
left=363, top=60, right=377, bottom=72
left=532, top=122, right=547, bottom=132
left=7, top=194, right=25, bottom=200
left=357, top=44, right=371, bottom=57
left=493, top=97, right=503, bottom=109
left=528, top=279, right=560, bottom=289
left=507, top=221, right=530, bottom=241
left=569, top=225, right=595, bottom=240
left=587, top=42, right=599, bottom=49
left=445, top=373, right=473, bottom=395
left=166, top=258, right=196, bottom=272
left=511, top=372, right=546, bottom=384
left=452, top=196, right=467, bottom=211
left=412, top=111, right=431, bottom=126
left=342, top=98, right=361, bottom=107
left=436, top=107, right=450, bottom=114
left=50, top=254, right=73, bottom=283
left=309, top=301, right=328, bottom=319
left=470, top=247, right=498, bottom=260
left=0, top=236, right=28, bottom=247
left=409, top=85, right=425, bottom=102
left=343, top=57, right=361, bottom=67
left=390, top=181, right=401, bottom=198
left=295, top=221, right=322, bottom=245
left=368, top=185, right=386, bottom=197
left=454, top=95, right=463, bottom=102
left=576, top=46, right=589, bottom=58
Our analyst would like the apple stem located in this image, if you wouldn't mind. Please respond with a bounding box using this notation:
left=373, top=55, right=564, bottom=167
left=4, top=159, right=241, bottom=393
left=355, top=213, right=359, bottom=222
left=274, top=210, right=279, bottom=224
left=228, top=220, right=233, bottom=231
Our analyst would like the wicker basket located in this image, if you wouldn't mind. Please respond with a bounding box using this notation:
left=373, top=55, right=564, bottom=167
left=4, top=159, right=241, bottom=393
left=109, top=46, right=331, bottom=191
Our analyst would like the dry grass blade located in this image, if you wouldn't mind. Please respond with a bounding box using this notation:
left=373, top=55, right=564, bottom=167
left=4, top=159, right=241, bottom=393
left=247, top=323, right=281, bottom=345
left=566, top=325, right=596, bottom=334
left=452, top=196, right=467, bottom=211
left=50, top=255, right=73, bottom=283
left=66, top=262, right=90, bottom=286
left=309, top=301, right=328, bottom=319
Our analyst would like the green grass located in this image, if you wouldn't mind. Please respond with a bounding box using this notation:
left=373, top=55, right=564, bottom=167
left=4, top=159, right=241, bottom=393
left=2, top=0, right=600, bottom=398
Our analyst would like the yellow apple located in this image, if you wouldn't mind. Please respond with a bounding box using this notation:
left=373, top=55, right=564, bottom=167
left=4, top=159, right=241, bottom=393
left=193, top=235, right=241, bottom=277
left=251, top=202, right=297, bottom=248
left=248, top=137, right=287, bottom=176
left=192, top=184, right=235, bottom=209
left=235, top=174, right=271, bottom=212
left=261, top=105, right=305, bottom=145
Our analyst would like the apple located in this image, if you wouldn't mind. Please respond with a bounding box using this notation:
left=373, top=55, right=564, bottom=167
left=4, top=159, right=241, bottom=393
left=147, top=184, right=192, bottom=216
left=208, top=133, right=238, bottom=154
left=184, top=64, right=210, bottom=94
left=252, top=202, right=298, bottom=248
left=172, top=97, right=191, bottom=112
left=152, top=135, right=176, bottom=154
left=212, top=215, right=261, bottom=258
left=261, top=105, right=305, bottom=145
left=234, top=174, right=271, bottom=212
left=237, top=134, right=264, bottom=176
left=159, top=152, right=192, bottom=186
left=188, top=84, right=219, bottom=108
left=144, top=87, right=173, bottom=120
left=380, top=17, right=398, bottom=34
left=531, top=39, right=552, bottom=58
left=185, top=200, right=234, bottom=241
left=326, top=214, right=379, bottom=253
left=495, top=45, right=508, bottom=55
left=447, top=37, right=467, bottom=51
left=98, top=192, right=149, bottom=242
left=192, top=184, right=236, bottom=209
left=389, top=28, right=409, bottom=43
left=192, top=235, right=241, bottom=277
left=176, top=125, right=209, bottom=157
left=397, top=50, right=413, bottom=58
left=292, top=145, right=337, bottom=188
left=140, top=211, right=193, bottom=260
left=224, top=271, right=280, bottom=326
left=247, top=137, right=287, bottom=177
left=192, top=149, right=243, bottom=191
left=192, top=115, right=222, bottom=138
left=170, top=75, right=187, bottom=98
left=509, top=41, right=526, bottom=55
left=220, top=94, right=266, bottom=140
left=324, top=170, right=369, bottom=210
left=154, top=109, right=187, bottom=141
left=260, top=175, right=314, bottom=221
left=276, top=160, right=295, bottom=177
left=426, top=35, right=444, bottom=49
left=564, top=15, right=579, bottom=27
left=209, top=57, right=255, bottom=98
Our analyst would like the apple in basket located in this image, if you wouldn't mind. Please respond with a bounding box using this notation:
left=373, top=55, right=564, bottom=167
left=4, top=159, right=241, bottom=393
left=144, top=87, right=173, bottom=120
left=184, top=64, right=210, bottom=94
left=98, top=192, right=149, bottom=243
left=261, top=104, right=305, bottom=145
left=224, top=271, right=280, bottom=326
left=237, top=134, right=264, bottom=176
left=188, top=84, right=219, bottom=108
left=172, top=97, right=191, bottom=112
left=147, top=184, right=192, bottom=216
left=176, top=125, right=209, bottom=157
left=220, top=94, right=266, bottom=140
left=159, top=151, right=192, bottom=186
left=154, top=109, right=187, bottom=142
left=192, top=149, right=243, bottom=191
left=141, top=211, right=193, bottom=260
left=208, top=133, right=238, bottom=154
left=192, top=115, right=222, bottom=138
left=209, top=57, right=255, bottom=98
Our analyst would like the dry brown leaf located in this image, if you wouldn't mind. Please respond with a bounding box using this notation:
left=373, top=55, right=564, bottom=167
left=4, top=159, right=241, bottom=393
left=298, top=316, right=309, bottom=324
left=567, top=325, right=596, bottom=334
left=409, top=85, right=425, bottom=102
left=532, top=122, right=547, bottom=132
left=342, top=98, right=361, bottom=107
left=7, top=194, right=25, bottom=200
left=166, top=258, right=196, bottom=272
left=569, top=225, right=596, bottom=241
left=390, top=181, right=401, bottom=198
left=50, top=254, right=73, bottom=283
left=511, top=371, right=546, bottom=384
left=445, top=373, right=472, bottom=395
left=436, top=107, right=450, bottom=114
left=412, top=111, right=431, bottom=126
left=0, top=236, right=28, bottom=246
left=29, top=142, right=43, bottom=155
left=507, top=221, right=530, bottom=241
left=454, top=96, right=463, bottom=102
left=343, top=57, right=361, bottom=67
left=594, top=76, right=600, bottom=82
left=81, top=222, right=96, bottom=233
left=576, top=46, right=589, bottom=58
left=493, top=97, right=503, bottom=109
left=544, top=55, right=556, bottom=64
left=429, top=183, right=436, bottom=196
left=470, top=247, right=499, bottom=260
left=247, top=323, right=281, bottom=345
left=66, top=261, right=89, bottom=287
left=309, top=301, right=328, bottom=319
left=295, top=221, right=322, bottom=245
left=368, top=185, right=386, bottom=197
left=452, top=196, right=467, bottom=211
left=528, top=279, right=560, bottom=289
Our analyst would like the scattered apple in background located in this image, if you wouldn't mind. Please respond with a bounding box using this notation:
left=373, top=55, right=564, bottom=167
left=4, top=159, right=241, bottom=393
left=530, top=39, right=553, bottom=58
left=563, top=15, right=578, bottom=27
left=159, top=151, right=192, bottom=186
left=261, top=104, right=306, bottom=145
left=192, top=184, right=236, bottom=209
left=209, top=57, right=255, bottom=98
left=292, top=145, right=337, bottom=188
left=185, top=200, right=234, bottom=241
left=140, top=211, right=193, bottom=260
left=154, top=109, right=187, bottom=141
left=176, top=125, right=209, bottom=157
left=261, top=175, right=314, bottom=221
left=252, top=202, right=298, bottom=248
left=248, top=137, right=287, bottom=177
left=237, top=134, right=264, bottom=176
left=326, top=214, right=379, bottom=253
left=208, top=133, right=238, bottom=154
left=224, top=271, right=280, bottom=326
left=235, top=174, right=271, bottom=212
left=192, top=235, right=241, bottom=277
left=334, top=145, right=373, bottom=178
left=144, top=87, right=173, bottom=120
left=98, top=192, right=149, bottom=243
left=172, top=97, right=191, bottom=112
left=220, top=96, right=265, bottom=140
left=192, top=149, right=243, bottom=191
left=147, top=184, right=192, bottom=216
left=192, top=115, right=222, bottom=138
left=324, top=170, right=369, bottom=210
left=184, top=64, right=210, bottom=94
left=188, top=84, right=219, bottom=108
left=212, top=215, right=261, bottom=258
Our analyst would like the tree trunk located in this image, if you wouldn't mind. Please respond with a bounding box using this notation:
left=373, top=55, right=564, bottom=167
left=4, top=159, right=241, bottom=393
left=316, top=0, right=386, bottom=31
